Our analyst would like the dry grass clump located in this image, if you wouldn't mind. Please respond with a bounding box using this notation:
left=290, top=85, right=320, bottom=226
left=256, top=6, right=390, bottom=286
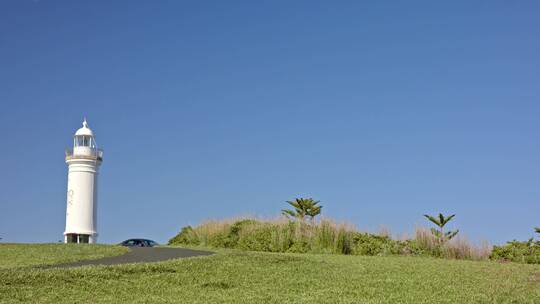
left=414, top=227, right=440, bottom=251
left=444, top=237, right=491, bottom=260
left=414, top=227, right=491, bottom=260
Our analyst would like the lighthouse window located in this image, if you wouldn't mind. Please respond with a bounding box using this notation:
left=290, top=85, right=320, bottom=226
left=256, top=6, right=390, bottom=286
left=75, top=136, right=83, bottom=147
left=75, top=136, right=94, bottom=147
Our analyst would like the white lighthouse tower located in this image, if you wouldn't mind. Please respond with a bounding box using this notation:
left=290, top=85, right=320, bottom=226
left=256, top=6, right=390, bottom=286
left=64, top=119, right=103, bottom=243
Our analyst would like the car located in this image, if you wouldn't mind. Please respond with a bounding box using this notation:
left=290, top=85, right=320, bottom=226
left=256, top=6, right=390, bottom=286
left=119, top=238, right=159, bottom=247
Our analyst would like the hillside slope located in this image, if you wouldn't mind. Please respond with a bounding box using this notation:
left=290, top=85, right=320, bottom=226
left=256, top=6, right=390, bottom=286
left=0, top=246, right=538, bottom=303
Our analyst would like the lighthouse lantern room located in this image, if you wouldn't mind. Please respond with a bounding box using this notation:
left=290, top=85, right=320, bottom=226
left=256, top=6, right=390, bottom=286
left=64, top=119, right=103, bottom=243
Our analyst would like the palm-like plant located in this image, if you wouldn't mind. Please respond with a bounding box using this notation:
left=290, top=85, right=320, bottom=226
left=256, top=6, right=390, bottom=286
left=305, top=202, right=322, bottom=219
left=535, top=227, right=540, bottom=234
left=282, top=198, right=322, bottom=220
left=423, top=213, right=459, bottom=243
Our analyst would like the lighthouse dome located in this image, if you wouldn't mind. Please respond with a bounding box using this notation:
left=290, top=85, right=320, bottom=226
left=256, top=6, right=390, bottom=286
left=75, top=119, right=94, bottom=137
left=72, top=118, right=98, bottom=151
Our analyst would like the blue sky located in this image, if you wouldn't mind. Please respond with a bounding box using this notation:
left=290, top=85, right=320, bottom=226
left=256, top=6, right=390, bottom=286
left=1, top=1, right=539, bottom=245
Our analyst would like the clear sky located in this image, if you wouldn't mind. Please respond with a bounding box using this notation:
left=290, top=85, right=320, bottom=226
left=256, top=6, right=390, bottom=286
left=1, top=1, right=539, bottom=245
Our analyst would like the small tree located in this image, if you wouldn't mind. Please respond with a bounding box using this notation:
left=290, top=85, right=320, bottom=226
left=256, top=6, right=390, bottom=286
left=282, top=198, right=322, bottom=221
left=423, top=213, right=459, bottom=244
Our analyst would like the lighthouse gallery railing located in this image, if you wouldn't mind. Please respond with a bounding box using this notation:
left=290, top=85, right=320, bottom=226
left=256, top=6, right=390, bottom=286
left=65, top=148, right=104, bottom=161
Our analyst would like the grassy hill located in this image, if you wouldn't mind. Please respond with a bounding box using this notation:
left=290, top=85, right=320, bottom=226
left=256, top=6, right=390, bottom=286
left=0, top=244, right=538, bottom=303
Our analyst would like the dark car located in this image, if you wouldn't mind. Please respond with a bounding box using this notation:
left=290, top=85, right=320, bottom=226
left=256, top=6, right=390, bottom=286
left=120, top=239, right=159, bottom=247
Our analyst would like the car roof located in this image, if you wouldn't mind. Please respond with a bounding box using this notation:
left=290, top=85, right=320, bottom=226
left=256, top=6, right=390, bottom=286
left=124, top=238, right=156, bottom=242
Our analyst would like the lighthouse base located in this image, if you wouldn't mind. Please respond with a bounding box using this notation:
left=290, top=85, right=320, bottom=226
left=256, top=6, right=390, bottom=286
left=64, top=233, right=97, bottom=244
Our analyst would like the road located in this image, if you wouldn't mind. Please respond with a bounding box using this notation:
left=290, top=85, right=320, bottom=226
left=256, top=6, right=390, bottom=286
left=50, top=247, right=214, bottom=268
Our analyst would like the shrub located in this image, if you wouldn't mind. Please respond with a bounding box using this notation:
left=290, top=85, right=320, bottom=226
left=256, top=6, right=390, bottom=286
left=237, top=223, right=274, bottom=252
left=490, top=239, right=540, bottom=264
left=287, top=240, right=310, bottom=253
left=350, top=232, right=406, bottom=256
left=208, top=230, right=233, bottom=248
left=399, top=239, right=426, bottom=255
left=228, top=219, right=258, bottom=247
left=168, top=226, right=199, bottom=245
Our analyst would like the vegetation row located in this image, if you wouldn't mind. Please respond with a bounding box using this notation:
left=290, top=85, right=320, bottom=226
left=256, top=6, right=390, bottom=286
left=169, top=198, right=540, bottom=264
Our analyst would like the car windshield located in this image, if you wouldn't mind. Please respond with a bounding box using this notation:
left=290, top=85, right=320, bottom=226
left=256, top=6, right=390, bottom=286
left=122, top=239, right=157, bottom=246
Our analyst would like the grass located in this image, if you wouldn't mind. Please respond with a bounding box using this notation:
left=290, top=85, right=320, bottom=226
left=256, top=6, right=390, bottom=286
left=1, top=245, right=539, bottom=303
left=169, top=217, right=492, bottom=260
left=0, top=243, right=128, bottom=269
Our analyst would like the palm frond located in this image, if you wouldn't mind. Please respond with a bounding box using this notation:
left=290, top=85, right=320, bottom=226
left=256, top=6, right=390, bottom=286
left=286, top=200, right=301, bottom=210
left=424, top=214, right=442, bottom=227
left=281, top=209, right=296, bottom=218
left=438, top=213, right=445, bottom=226
left=442, top=214, right=456, bottom=226
left=445, top=230, right=459, bottom=240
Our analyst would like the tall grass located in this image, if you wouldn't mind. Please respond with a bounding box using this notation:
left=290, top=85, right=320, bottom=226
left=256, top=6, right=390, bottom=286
left=414, top=227, right=491, bottom=260
left=169, top=217, right=491, bottom=261
left=171, top=217, right=489, bottom=261
left=170, top=217, right=358, bottom=254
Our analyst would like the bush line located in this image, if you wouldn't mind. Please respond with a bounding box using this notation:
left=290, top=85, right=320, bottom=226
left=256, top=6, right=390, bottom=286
left=167, top=218, right=529, bottom=262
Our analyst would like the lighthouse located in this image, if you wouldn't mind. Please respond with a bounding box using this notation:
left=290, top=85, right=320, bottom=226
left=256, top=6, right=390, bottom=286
left=64, top=119, right=103, bottom=243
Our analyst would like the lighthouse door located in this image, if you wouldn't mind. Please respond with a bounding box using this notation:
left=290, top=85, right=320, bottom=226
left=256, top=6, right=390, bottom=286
left=66, top=234, right=77, bottom=243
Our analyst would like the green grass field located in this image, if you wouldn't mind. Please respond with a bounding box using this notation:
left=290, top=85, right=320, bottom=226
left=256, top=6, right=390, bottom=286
left=0, top=244, right=128, bottom=269
left=0, top=244, right=538, bottom=303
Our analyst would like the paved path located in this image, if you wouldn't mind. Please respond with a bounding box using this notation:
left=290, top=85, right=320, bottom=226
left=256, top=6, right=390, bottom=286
left=50, top=247, right=214, bottom=268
